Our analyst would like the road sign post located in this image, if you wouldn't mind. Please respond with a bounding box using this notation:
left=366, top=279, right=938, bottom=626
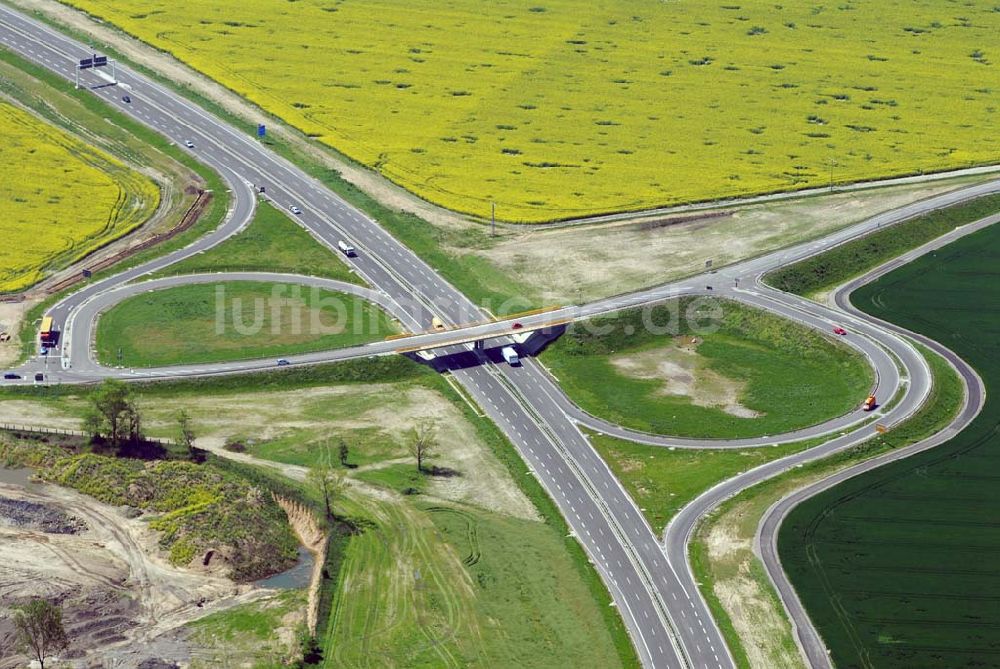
left=76, top=53, right=116, bottom=88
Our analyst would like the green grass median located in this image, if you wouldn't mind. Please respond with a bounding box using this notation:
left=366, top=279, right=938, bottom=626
left=96, top=281, right=397, bottom=367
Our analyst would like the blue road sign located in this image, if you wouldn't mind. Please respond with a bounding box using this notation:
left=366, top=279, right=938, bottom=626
left=257, top=124, right=266, bottom=138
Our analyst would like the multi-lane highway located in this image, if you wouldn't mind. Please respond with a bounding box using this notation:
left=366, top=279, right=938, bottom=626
left=1, top=4, right=996, bottom=668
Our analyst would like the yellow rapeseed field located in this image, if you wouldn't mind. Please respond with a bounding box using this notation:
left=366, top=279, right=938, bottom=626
left=66, top=0, right=999, bottom=222
left=0, top=101, right=158, bottom=292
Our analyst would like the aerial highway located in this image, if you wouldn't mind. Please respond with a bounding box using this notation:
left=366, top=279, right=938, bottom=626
left=1, top=4, right=998, bottom=668
left=0, top=8, right=724, bottom=668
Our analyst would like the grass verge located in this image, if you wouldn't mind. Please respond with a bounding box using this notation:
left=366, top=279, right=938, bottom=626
left=763, top=192, right=1000, bottom=299
left=152, top=200, right=360, bottom=284
left=591, top=431, right=828, bottom=535
left=94, top=281, right=397, bottom=367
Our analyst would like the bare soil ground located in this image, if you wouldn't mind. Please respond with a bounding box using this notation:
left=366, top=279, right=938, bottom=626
left=0, top=477, right=258, bottom=668
left=0, top=300, right=34, bottom=369
left=611, top=338, right=760, bottom=418
left=702, top=502, right=806, bottom=669
left=477, top=178, right=987, bottom=302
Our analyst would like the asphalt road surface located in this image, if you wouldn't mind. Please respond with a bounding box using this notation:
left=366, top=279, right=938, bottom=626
left=2, top=5, right=998, bottom=667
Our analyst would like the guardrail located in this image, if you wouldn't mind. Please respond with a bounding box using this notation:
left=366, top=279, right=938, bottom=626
left=0, top=423, right=172, bottom=445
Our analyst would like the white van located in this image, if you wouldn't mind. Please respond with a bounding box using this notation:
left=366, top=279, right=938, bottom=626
left=338, top=240, right=357, bottom=257
left=501, top=346, right=520, bottom=366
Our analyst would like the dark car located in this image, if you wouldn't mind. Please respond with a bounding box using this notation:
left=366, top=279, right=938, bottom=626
left=34, top=373, right=44, bottom=382
left=122, top=95, right=131, bottom=103
left=3, top=373, right=21, bottom=380
left=512, top=322, right=523, bottom=330
left=276, top=359, right=291, bottom=366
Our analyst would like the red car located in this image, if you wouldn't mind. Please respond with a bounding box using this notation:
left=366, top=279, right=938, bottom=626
left=512, top=322, right=524, bottom=330
left=833, top=327, right=848, bottom=336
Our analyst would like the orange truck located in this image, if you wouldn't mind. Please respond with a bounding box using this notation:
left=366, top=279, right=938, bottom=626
left=862, top=395, right=877, bottom=412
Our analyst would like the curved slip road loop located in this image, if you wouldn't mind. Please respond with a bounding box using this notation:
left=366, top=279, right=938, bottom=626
left=69, top=272, right=408, bottom=374
left=754, top=213, right=997, bottom=668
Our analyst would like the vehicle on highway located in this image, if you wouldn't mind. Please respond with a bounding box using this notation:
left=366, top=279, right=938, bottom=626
left=39, top=315, right=57, bottom=345
left=3, top=373, right=21, bottom=380
left=431, top=316, right=445, bottom=331
left=289, top=205, right=302, bottom=215
left=833, top=326, right=848, bottom=335
left=501, top=346, right=520, bottom=366
left=276, top=359, right=291, bottom=366
left=34, top=373, right=43, bottom=382
left=862, top=394, right=877, bottom=411
left=338, top=240, right=357, bottom=257
left=512, top=322, right=523, bottom=330
left=184, top=139, right=195, bottom=148
left=122, top=94, right=131, bottom=103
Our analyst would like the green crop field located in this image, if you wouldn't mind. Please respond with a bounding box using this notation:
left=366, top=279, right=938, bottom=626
left=542, top=298, right=871, bottom=439
left=64, top=0, right=999, bottom=222
left=95, top=281, right=397, bottom=367
left=0, top=100, right=159, bottom=292
left=780, top=219, right=1000, bottom=668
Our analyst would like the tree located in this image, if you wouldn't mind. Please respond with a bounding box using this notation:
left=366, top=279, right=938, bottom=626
left=85, top=379, right=143, bottom=449
left=175, top=409, right=197, bottom=460
left=13, top=598, right=69, bottom=669
left=338, top=439, right=349, bottom=468
left=408, top=420, right=439, bottom=473
left=307, top=460, right=344, bottom=521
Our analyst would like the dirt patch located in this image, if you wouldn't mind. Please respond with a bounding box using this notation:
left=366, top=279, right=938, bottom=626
left=704, top=509, right=805, bottom=669
left=0, top=480, right=248, bottom=668
left=275, top=496, right=326, bottom=635
left=0, top=300, right=34, bottom=369
left=611, top=340, right=761, bottom=418
left=0, top=494, right=87, bottom=534
left=473, top=177, right=987, bottom=302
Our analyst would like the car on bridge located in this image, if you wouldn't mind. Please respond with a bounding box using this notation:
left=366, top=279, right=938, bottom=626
left=3, top=373, right=21, bottom=380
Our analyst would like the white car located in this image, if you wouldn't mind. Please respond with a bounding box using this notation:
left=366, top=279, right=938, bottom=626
left=184, top=139, right=195, bottom=148
left=289, top=205, right=302, bottom=215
